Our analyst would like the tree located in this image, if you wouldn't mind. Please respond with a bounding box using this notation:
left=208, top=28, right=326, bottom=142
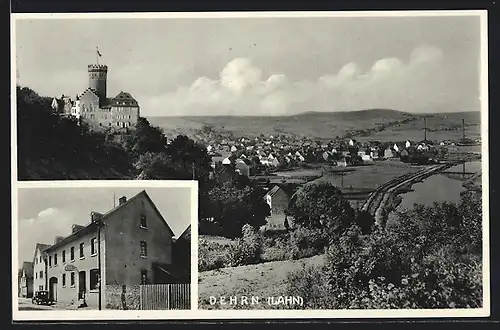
left=289, top=181, right=356, bottom=232
left=123, top=117, right=168, bottom=157
left=206, top=183, right=270, bottom=238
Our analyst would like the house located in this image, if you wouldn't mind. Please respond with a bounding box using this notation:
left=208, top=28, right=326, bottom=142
left=19, top=261, right=34, bottom=298
left=322, top=151, right=330, bottom=161
left=264, top=185, right=293, bottom=229
left=235, top=159, right=250, bottom=177
left=39, top=190, right=182, bottom=308
left=230, top=145, right=238, bottom=153
left=337, top=158, right=347, bottom=167
left=357, top=150, right=366, bottom=157
left=384, top=148, right=394, bottom=159
left=361, top=154, right=373, bottom=164
left=393, top=144, right=400, bottom=153
left=348, top=139, right=354, bottom=146
left=405, top=141, right=411, bottom=148
left=171, top=225, right=191, bottom=284
left=400, top=149, right=409, bottom=157
left=206, top=145, right=213, bottom=153
left=271, top=157, right=280, bottom=167
left=33, top=243, right=52, bottom=293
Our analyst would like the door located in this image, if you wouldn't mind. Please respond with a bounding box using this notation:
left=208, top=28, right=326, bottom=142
left=78, top=271, right=86, bottom=300
left=48, top=277, right=58, bottom=301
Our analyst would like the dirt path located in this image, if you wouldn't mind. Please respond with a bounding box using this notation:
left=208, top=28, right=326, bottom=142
left=198, top=254, right=325, bottom=309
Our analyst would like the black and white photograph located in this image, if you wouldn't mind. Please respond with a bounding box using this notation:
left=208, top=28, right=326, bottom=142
left=12, top=11, right=489, bottom=319
left=13, top=181, right=196, bottom=319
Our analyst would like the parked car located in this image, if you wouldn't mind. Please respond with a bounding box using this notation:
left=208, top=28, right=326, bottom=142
left=32, top=291, right=52, bottom=305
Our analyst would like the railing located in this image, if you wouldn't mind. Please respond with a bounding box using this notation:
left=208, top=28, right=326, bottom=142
left=139, top=284, right=190, bottom=310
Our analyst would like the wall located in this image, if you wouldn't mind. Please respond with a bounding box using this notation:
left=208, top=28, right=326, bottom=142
left=45, top=228, right=105, bottom=308
left=104, top=193, right=173, bottom=286
left=33, top=248, right=46, bottom=292
left=104, top=285, right=140, bottom=310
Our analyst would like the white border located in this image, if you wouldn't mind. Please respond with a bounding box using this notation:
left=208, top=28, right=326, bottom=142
left=13, top=180, right=198, bottom=321
left=11, top=10, right=489, bottom=320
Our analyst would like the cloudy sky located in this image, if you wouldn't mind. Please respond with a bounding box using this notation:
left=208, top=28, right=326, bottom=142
left=15, top=14, right=482, bottom=116
left=16, top=186, right=192, bottom=265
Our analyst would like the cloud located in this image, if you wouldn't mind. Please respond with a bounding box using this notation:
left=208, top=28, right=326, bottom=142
left=18, top=208, right=80, bottom=265
left=146, top=44, right=472, bottom=116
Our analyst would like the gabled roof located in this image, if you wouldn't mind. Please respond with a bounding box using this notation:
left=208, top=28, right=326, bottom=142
left=110, top=91, right=139, bottom=107
left=45, top=190, right=174, bottom=253
left=21, top=261, right=34, bottom=277
left=177, top=225, right=191, bottom=242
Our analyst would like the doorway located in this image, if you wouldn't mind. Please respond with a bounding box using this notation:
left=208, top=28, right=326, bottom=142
left=48, top=277, right=58, bottom=302
left=78, top=271, right=86, bottom=300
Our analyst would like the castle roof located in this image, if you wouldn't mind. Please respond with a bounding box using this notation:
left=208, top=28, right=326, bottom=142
left=110, top=91, right=139, bottom=107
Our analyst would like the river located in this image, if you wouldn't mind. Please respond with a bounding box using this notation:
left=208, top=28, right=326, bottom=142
left=389, top=161, right=481, bottom=221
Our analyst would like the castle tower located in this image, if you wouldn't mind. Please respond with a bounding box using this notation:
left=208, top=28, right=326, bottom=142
left=88, top=64, right=108, bottom=104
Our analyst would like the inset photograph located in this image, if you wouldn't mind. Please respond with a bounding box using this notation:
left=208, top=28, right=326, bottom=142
left=14, top=181, right=195, bottom=315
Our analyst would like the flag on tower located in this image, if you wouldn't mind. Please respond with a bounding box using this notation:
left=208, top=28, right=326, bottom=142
left=97, top=48, right=102, bottom=57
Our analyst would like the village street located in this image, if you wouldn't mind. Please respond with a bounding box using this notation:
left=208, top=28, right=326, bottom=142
left=17, top=298, right=94, bottom=311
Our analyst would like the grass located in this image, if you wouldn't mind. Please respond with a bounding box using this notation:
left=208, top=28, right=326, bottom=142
left=147, top=110, right=481, bottom=141
left=198, top=254, right=325, bottom=310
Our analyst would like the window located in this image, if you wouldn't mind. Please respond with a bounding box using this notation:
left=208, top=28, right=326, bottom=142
left=39, top=256, right=42, bottom=263
left=39, top=285, right=43, bottom=291
left=140, top=269, right=148, bottom=284
left=48, top=256, right=52, bottom=267
left=54, top=254, right=58, bottom=266
left=140, top=241, right=148, bottom=258
left=35, top=273, right=37, bottom=279
left=35, top=258, right=37, bottom=265
left=79, top=242, right=85, bottom=258
left=140, top=214, right=147, bottom=229
left=70, top=247, right=75, bottom=261
left=70, top=272, right=75, bottom=287
left=90, top=269, right=99, bottom=290
left=91, top=238, right=97, bottom=256
left=62, top=274, right=66, bottom=287
left=62, top=250, right=66, bottom=263
left=39, top=271, right=43, bottom=279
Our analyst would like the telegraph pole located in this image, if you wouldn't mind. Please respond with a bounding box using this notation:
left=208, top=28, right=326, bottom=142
left=96, top=214, right=105, bottom=310
left=424, top=117, right=427, bottom=142
left=462, top=118, right=466, bottom=141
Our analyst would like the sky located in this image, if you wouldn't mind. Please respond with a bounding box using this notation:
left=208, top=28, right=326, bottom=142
left=16, top=187, right=192, bottom=265
left=14, top=14, right=483, bottom=116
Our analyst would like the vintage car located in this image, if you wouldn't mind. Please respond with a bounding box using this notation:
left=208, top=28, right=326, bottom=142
left=32, top=291, right=52, bottom=305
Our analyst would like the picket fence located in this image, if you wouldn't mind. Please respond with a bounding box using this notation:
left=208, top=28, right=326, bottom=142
left=139, top=284, right=190, bottom=310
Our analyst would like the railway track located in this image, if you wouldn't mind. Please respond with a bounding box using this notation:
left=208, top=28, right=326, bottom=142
left=361, top=163, right=456, bottom=227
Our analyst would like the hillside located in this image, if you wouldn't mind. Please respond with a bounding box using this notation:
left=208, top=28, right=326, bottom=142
left=148, top=109, right=481, bottom=141
left=198, top=254, right=325, bottom=310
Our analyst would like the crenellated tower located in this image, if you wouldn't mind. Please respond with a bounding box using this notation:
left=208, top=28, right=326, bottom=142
left=88, top=64, right=108, bottom=105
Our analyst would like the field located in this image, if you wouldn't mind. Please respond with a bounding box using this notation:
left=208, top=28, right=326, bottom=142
left=198, top=254, right=325, bottom=310
left=147, top=109, right=481, bottom=141
left=316, top=161, right=425, bottom=190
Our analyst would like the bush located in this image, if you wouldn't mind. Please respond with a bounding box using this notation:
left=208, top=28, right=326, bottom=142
left=226, top=224, right=263, bottom=267
left=198, top=238, right=233, bottom=271
left=288, top=227, right=330, bottom=260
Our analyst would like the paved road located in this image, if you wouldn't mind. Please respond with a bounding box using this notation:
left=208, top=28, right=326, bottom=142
left=17, top=298, right=94, bottom=311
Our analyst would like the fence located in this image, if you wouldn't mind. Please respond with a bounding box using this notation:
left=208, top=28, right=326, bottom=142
left=139, top=284, right=190, bottom=310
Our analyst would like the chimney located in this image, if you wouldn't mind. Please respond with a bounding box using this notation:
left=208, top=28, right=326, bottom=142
left=54, top=236, right=64, bottom=245
left=91, top=212, right=103, bottom=223
left=71, top=224, right=85, bottom=234
left=119, top=196, right=127, bottom=205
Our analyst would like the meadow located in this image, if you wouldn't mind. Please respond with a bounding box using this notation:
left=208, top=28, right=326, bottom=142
left=147, top=109, right=481, bottom=141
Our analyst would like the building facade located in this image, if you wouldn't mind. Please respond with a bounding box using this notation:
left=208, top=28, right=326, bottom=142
left=51, top=64, right=140, bottom=131
left=39, top=190, right=178, bottom=308
left=20, top=262, right=34, bottom=298
left=33, top=243, right=51, bottom=293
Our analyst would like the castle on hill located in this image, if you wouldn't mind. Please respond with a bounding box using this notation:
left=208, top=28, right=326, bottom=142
left=51, top=63, right=140, bottom=131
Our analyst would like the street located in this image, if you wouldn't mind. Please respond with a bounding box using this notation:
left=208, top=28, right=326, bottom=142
left=17, top=298, right=94, bottom=311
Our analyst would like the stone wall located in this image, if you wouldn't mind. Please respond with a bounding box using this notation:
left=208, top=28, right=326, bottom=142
left=105, top=285, right=141, bottom=310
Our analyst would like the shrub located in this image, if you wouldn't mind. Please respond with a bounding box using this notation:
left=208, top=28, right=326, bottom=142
left=226, top=224, right=263, bottom=267
left=288, top=227, right=330, bottom=260
left=198, top=238, right=233, bottom=271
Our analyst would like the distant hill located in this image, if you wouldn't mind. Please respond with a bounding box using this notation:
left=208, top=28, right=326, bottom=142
left=148, top=109, right=481, bottom=141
